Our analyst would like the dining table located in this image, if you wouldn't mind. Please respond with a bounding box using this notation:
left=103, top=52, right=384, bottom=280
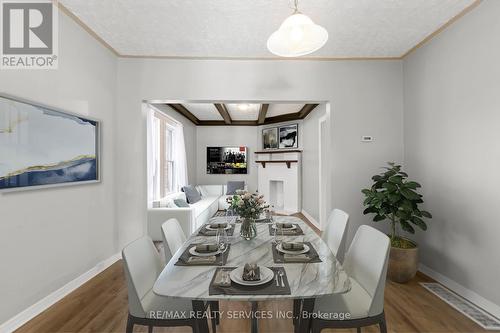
left=153, top=215, right=351, bottom=333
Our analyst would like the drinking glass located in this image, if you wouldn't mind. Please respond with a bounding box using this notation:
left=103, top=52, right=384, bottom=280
left=216, top=227, right=228, bottom=253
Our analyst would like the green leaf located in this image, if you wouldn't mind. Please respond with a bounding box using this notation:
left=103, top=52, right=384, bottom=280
left=363, top=207, right=377, bottom=215
left=400, top=220, right=415, bottom=234
left=411, top=217, right=428, bottom=231
left=363, top=197, right=373, bottom=205
left=389, top=175, right=403, bottom=184
left=420, top=210, right=432, bottom=218
left=373, top=215, right=386, bottom=222
left=372, top=175, right=383, bottom=182
left=401, top=188, right=420, bottom=200
left=405, top=181, right=421, bottom=189
left=361, top=189, right=372, bottom=196
left=388, top=193, right=400, bottom=203
left=382, top=182, right=397, bottom=192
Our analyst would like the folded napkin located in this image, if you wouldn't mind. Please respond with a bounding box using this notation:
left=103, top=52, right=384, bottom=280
left=276, top=222, right=293, bottom=229
left=210, top=222, right=228, bottom=229
left=187, top=256, right=217, bottom=265
left=282, top=242, right=305, bottom=251
left=283, top=254, right=311, bottom=262
left=213, top=269, right=231, bottom=287
left=242, top=263, right=261, bottom=281
left=280, top=229, right=299, bottom=235
left=195, top=243, right=218, bottom=253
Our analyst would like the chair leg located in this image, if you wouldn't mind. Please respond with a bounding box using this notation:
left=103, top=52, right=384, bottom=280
left=357, top=328, right=362, bottom=333
left=126, top=314, right=134, bottom=333
left=379, top=314, right=387, bottom=333
left=148, top=325, right=153, bottom=333
left=293, top=299, right=301, bottom=326
left=210, top=301, right=220, bottom=325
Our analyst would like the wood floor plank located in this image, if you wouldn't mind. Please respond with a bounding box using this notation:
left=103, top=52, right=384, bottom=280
left=15, top=215, right=489, bottom=333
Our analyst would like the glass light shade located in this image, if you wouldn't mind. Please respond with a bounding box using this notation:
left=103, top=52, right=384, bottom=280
left=267, top=13, right=328, bottom=57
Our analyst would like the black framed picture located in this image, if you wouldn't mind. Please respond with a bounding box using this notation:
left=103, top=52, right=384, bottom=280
left=279, top=124, right=298, bottom=149
left=262, top=127, right=278, bottom=149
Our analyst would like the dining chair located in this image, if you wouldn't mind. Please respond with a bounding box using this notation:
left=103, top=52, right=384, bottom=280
left=322, top=208, right=349, bottom=263
left=161, top=218, right=220, bottom=331
left=122, top=236, right=200, bottom=333
left=310, top=225, right=390, bottom=333
left=161, top=218, right=187, bottom=262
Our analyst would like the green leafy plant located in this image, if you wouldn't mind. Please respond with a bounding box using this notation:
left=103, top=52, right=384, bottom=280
left=362, top=162, right=432, bottom=248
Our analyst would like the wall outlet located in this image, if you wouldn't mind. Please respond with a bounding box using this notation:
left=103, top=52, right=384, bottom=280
left=361, top=136, right=373, bottom=142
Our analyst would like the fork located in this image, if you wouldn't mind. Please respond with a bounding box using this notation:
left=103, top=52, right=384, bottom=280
left=275, top=271, right=280, bottom=286
left=278, top=270, right=285, bottom=287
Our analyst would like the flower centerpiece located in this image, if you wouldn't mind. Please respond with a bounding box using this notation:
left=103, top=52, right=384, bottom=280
left=227, top=190, right=269, bottom=240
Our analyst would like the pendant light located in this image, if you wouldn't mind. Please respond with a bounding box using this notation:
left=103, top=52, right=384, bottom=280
left=267, top=0, right=328, bottom=57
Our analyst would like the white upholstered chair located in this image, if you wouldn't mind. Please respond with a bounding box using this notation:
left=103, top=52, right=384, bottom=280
left=122, top=236, right=203, bottom=332
left=311, top=225, right=390, bottom=333
left=322, top=209, right=350, bottom=263
left=161, top=218, right=187, bottom=262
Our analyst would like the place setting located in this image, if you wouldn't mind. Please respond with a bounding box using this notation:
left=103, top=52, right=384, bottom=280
left=175, top=230, right=230, bottom=266
left=272, top=240, right=322, bottom=264
left=268, top=221, right=304, bottom=236
left=198, top=219, right=235, bottom=236
left=209, top=263, right=291, bottom=296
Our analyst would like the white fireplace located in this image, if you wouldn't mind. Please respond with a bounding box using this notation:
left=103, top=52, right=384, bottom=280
left=256, top=150, right=301, bottom=214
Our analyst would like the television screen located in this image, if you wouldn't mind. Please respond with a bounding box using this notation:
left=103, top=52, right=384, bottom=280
left=207, top=146, right=247, bottom=174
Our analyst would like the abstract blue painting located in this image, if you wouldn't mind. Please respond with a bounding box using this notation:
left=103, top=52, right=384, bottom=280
left=0, top=95, right=99, bottom=191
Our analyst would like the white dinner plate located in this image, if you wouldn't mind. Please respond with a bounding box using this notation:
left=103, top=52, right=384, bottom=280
left=189, top=245, right=221, bottom=257
left=230, top=266, right=274, bottom=286
left=272, top=224, right=297, bottom=230
left=276, top=243, right=310, bottom=255
left=205, top=224, right=232, bottom=231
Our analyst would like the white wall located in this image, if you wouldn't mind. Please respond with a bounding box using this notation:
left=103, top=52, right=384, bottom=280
left=196, top=126, right=258, bottom=191
left=115, top=58, right=404, bottom=249
left=403, top=0, right=500, bottom=311
left=302, top=104, right=327, bottom=223
left=0, top=12, right=117, bottom=323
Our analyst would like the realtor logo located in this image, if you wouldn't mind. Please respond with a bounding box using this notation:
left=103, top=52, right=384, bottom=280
left=1, top=0, right=58, bottom=69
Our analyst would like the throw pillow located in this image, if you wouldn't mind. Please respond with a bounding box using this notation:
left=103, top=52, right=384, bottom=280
left=182, top=185, right=202, bottom=204
left=226, top=181, right=245, bottom=195
left=174, top=199, right=190, bottom=207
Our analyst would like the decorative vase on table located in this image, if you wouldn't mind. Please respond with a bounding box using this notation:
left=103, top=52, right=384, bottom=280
left=240, top=218, right=257, bottom=240
left=227, top=190, right=269, bottom=241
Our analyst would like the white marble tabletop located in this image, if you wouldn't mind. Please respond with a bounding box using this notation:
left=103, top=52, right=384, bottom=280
left=153, top=216, right=351, bottom=301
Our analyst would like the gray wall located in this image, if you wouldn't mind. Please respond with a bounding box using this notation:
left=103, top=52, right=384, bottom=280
left=0, top=13, right=117, bottom=323
left=115, top=58, right=404, bottom=251
left=403, top=0, right=500, bottom=310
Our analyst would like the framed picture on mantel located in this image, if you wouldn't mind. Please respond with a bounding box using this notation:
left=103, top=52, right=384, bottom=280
left=262, top=127, right=278, bottom=149
left=278, top=123, right=298, bottom=149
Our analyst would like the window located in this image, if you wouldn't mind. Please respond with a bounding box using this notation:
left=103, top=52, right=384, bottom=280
left=152, top=111, right=176, bottom=199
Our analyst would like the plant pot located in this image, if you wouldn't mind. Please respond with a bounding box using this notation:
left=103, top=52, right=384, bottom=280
left=240, top=218, right=257, bottom=240
left=387, top=239, right=418, bottom=283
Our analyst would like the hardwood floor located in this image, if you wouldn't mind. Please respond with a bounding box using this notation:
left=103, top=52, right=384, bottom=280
left=15, top=215, right=488, bottom=333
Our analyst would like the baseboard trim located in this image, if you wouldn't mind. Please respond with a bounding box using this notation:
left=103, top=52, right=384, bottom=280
left=419, top=263, right=500, bottom=320
left=0, top=252, right=121, bottom=333
left=301, top=209, right=321, bottom=231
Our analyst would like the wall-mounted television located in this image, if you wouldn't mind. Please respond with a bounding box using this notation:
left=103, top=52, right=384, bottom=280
left=207, top=146, right=247, bottom=174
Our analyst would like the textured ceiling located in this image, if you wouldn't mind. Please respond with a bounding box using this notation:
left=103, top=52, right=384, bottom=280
left=60, top=0, right=477, bottom=58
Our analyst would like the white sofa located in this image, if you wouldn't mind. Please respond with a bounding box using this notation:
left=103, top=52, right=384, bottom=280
left=148, top=184, right=245, bottom=240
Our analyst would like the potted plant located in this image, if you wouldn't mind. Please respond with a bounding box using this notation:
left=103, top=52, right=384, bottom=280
left=228, top=190, right=269, bottom=240
left=362, top=162, right=432, bottom=283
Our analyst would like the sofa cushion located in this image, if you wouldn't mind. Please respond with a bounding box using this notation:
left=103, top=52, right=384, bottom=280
left=226, top=181, right=245, bottom=195
left=158, top=192, right=186, bottom=208
left=182, top=185, right=201, bottom=204
left=174, top=199, right=189, bottom=207
left=190, top=196, right=218, bottom=217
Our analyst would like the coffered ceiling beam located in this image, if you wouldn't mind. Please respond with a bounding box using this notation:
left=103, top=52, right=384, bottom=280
left=214, top=103, right=232, bottom=124
left=298, top=103, right=319, bottom=119
left=198, top=120, right=257, bottom=126
left=257, top=104, right=269, bottom=124
left=166, top=103, right=200, bottom=125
